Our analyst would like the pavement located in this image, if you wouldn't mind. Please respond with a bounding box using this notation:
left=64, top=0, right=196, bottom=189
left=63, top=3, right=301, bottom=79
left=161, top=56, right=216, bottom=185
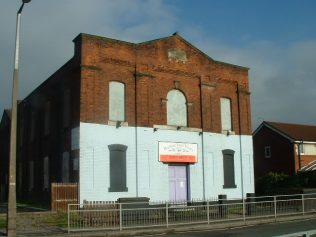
left=1, top=213, right=316, bottom=237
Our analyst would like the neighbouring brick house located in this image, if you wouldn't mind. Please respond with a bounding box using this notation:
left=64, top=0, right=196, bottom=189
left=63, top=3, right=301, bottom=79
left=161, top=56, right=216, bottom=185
left=253, top=121, right=316, bottom=179
left=0, top=32, right=254, bottom=204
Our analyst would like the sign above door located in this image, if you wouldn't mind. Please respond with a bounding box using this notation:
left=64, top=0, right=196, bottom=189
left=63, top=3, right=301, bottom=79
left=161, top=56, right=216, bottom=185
left=159, top=142, right=198, bottom=163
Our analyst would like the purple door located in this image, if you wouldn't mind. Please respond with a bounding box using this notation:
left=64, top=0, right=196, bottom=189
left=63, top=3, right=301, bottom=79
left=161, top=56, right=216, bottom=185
left=169, top=165, right=187, bottom=201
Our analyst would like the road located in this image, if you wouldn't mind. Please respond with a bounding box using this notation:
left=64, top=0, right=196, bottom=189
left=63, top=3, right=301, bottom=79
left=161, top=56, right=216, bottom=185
left=141, top=218, right=316, bottom=237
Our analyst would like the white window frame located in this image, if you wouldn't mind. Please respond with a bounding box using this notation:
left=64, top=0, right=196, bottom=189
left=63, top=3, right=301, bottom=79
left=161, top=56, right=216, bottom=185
left=265, top=146, right=271, bottom=158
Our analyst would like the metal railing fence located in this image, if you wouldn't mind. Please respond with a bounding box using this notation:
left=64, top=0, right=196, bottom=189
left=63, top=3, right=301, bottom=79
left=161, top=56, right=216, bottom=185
left=68, top=193, right=316, bottom=232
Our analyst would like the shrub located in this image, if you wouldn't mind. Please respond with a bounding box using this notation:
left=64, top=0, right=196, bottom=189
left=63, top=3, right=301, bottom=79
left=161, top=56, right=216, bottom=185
left=256, top=172, right=299, bottom=194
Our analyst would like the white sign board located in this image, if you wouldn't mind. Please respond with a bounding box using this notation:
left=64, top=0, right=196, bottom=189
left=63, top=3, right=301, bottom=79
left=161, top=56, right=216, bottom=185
left=159, top=142, right=198, bottom=163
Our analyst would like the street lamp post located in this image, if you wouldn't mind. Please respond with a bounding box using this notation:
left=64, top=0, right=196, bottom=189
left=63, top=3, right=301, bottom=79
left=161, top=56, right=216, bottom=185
left=7, top=1, right=31, bottom=236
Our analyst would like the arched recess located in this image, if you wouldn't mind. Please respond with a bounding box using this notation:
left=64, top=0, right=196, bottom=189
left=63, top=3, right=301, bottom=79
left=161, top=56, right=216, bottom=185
left=166, top=89, right=187, bottom=127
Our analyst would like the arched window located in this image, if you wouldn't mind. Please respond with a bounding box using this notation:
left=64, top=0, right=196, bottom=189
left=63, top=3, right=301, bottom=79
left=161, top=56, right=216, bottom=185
left=167, top=89, right=187, bottom=127
left=109, top=81, right=125, bottom=121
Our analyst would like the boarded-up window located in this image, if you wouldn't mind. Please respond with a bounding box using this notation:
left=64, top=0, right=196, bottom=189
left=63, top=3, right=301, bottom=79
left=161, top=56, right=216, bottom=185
left=18, top=162, right=22, bottom=192
left=43, top=156, right=49, bottom=190
left=108, top=144, right=128, bottom=192
left=167, top=89, right=187, bottom=126
left=44, top=101, right=51, bottom=135
left=29, top=160, right=34, bottom=192
left=222, top=149, right=236, bottom=189
left=29, top=112, right=36, bottom=142
left=19, top=115, right=24, bottom=147
left=62, top=152, right=70, bottom=183
left=220, top=97, right=232, bottom=131
left=109, top=81, right=125, bottom=121
left=63, top=89, right=71, bottom=128
left=73, top=158, right=79, bottom=171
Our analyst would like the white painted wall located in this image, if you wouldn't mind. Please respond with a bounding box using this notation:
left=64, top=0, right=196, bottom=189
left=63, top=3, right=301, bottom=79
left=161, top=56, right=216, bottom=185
left=79, top=122, right=254, bottom=203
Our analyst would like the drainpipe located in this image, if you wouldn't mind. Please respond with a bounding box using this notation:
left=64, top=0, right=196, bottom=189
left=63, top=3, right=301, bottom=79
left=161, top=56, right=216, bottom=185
left=297, top=140, right=303, bottom=171
left=236, top=82, right=244, bottom=199
left=199, top=77, right=206, bottom=200
left=134, top=63, right=139, bottom=197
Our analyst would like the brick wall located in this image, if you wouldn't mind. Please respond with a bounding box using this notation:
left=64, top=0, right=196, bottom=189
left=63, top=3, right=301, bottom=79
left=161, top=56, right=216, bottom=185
left=76, top=33, right=252, bottom=135
left=253, top=126, right=295, bottom=178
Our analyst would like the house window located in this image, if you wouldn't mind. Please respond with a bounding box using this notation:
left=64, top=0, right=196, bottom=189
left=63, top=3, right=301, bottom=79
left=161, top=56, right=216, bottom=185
left=265, top=146, right=271, bottom=158
left=222, top=149, right=236, bottom=189
left=109, top=81, right=125, bottom=121
left=62, top=152, right=70, bottom=183
left=167, top=89, right=187, bottom=127
left=108, top=144, right=128, bottom=192
left=298, top=144, right=305, bottom=154
left=220, top=97, right=232, bottom=132
left=43, top=156, right=49, bottom=190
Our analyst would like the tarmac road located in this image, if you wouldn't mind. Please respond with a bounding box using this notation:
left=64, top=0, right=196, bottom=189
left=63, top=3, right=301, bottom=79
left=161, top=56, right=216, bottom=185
left=145, top=218, right=316, bottom=237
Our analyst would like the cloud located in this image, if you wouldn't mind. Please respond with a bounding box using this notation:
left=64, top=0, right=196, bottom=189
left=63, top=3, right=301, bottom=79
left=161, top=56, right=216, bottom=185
left=0, top=0, right=178, bottom=114
left=1, top=0, right=316, bottom=131
left=178, top=27, right=316, bottom=129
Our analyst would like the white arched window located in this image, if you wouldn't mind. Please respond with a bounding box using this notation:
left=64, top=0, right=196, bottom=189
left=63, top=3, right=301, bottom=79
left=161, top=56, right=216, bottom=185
left=109, top=81, right=125, bottom=121
left=167, top=89, right=187, bottom=127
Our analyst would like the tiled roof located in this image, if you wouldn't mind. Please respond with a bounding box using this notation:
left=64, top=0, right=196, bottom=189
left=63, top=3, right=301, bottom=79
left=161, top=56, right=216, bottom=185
left=264, top=121, right=316, bottom=142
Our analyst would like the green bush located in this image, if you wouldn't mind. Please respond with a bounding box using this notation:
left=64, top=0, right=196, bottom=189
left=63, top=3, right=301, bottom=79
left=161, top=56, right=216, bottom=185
left=298, top=171, right=316, bottom=188
left=0, top=216, right=6, bottom=229
left=256, top=172, right=300, bottom=194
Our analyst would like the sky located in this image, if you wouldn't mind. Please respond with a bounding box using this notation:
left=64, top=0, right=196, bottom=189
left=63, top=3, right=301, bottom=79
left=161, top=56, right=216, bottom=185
left=1, top=0, right=316, bottom=130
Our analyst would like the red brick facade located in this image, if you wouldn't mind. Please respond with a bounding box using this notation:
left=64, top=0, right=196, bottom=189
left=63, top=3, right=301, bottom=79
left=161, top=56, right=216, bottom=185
left=75, top=33, right=251, bottom=135
left=253, top=125, right=296, bottom=178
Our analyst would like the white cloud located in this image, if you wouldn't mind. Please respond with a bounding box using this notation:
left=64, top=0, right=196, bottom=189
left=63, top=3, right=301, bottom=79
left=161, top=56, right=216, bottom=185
left=0, top=0, right=178, bottom=114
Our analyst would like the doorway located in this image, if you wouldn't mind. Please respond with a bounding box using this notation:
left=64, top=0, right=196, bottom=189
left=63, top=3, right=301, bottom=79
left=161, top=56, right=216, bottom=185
left=168, top=165, right=188, bottom=201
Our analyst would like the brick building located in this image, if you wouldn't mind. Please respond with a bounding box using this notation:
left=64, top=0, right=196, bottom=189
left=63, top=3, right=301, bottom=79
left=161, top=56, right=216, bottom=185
left=253, top=121, right=316, bottom=179
left=0, top=32, right=254, bottom=203
left=0, top=110, right=11, bottom=202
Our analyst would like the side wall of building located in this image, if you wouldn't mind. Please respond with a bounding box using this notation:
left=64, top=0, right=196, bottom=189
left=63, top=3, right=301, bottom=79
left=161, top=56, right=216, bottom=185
left=253, top=126, right=295, bottom=178
left=16, top=59, right=81, bottom=202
